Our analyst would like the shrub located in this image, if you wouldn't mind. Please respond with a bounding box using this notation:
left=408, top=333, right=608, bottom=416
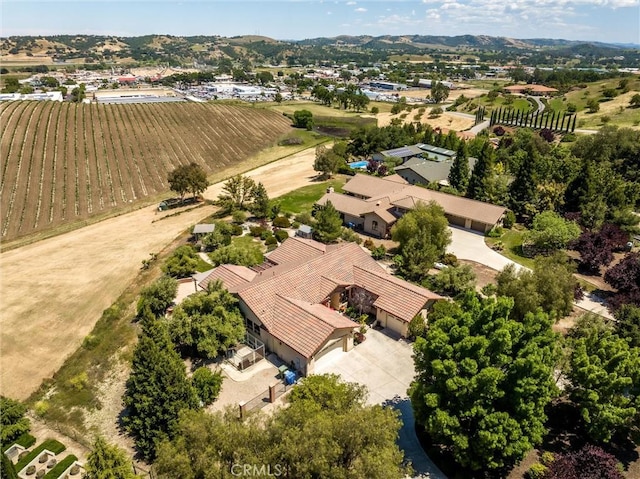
left=540, top=451, right=555, bottom=466
left=231, top=210, right=246, bottom=224
left=502, top=210, right=516, bottom=229
left=260, top=229, right=273, bottom=241
left=561, top=132, right=577, bottom=142
left=42, top=455, right=77, bottom=479
left=371, top=245, right=386, bottom=260
left=249, top=226, right=265, bottom=237
left=294, top=211, right=314, bottom=225
left=265, top=236, right=278, bottom=246
left=274, top=229, right=289, bottom=243
left=191, top=368, right=223, bottom=406
left=291, top=221, right=300, bottom=229
left=278, top=137, right=304, bottom=146
left=539, top=128, right=555, bottom=142
left=493, top=126, right=505, bottom=136
left=526, top=463, right=547, bottom=479
left=230, top=224, right=243, bottom=236
left=363, top=238, right=375, bottom=250
left=408, top=315, right=426, bottom=339
left=442, top=253, right=459, bottom=267
left=34, top=401, right=49, bottom=417
left=429, top=107, right=443, bottom=117
left=272, top=216, right=291, bottom=228
left=487, top=226, right=504, bottom=238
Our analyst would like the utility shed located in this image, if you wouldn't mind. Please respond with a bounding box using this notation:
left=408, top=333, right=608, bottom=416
left=193, top=223, right=215, bottom=237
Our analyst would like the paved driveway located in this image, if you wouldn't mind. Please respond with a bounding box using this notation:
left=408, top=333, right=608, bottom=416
left=315, top=330, right=447, bottom=479
left=447, top=226, right=613, bottom=319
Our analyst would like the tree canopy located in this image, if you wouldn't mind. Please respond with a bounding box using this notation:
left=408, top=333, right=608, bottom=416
left=162, top=245, right=199, bottom=278
left=313, top=201, right=343, bottom=243
left=168, top=280, right=245, bottom=359
left=604, top=252, right=640, bottom=310
left=542, top=444, right=623, bottom=479
left=391, top=201, right=451, bottom=281
left=84, top=436, right=136, bottom=479
left=567, top=315, right=640, bottom=443
left=155, top=374, right=407, bottom=479
left=524, top=211, right=581, bottom=254
left=123, top=313, right=199, bottom=459
left=216, top=175, right=256, bottom=212
left=167, top=163, right=209, bottom=199
left=292, top=109, right=314, bottom=130
left=0, top=396, right=30, bottom=447
left=410, top=292, right=560, bottom=472
left=448, top=141, right=470, bottom=193
left=314, top=145, right=344, bottom=178
left=137, top=276, right=178, bottom=318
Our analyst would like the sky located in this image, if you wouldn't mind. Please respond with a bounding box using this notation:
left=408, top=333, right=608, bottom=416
left=1, top=0, right=639, bottom=45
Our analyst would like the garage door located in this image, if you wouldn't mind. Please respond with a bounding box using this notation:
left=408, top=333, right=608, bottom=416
left=314, top=338, right=345, bottom=369
left=385, top=316, right=406, bottom=337
left=446, top=214, right=466, bottom=227
left=471, top=220, right=488, bottom=232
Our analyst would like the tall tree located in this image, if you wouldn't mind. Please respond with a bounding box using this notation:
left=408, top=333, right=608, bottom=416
left=84, top=436, right=136, bottom=479
left=572, top=223, right=629, bottom=274
left=216, top=175, right=256, bottom=212
left=137, top=276, right=178, bottom=318
left=123, top=312, right=199, bottom=459
left=248, top=182, right=270, bottom=219
left=313, top=201, right=343, bottom=243
left=168, top=280, right=245, bottom=359
left=168, top=163, right=208, bottom=200
left=448, top=141, right=470, bottom=193
left=615, top=304, right=640, bottom=348
left=1, top=453, right=17, bottom=479
left=430, top=82, right=450, bottom=104
left=410, top=292, right=560, bottom=472
left=0, top=396, right=30, bottom=446
left=391, top=201, right=451, bottom=281
left=604, top=252, right=640, bottom=310
left=161, top=245, right=199, bottom=279
left=567, top=316, right=640, bottom=443
left=509, top=146, right=540, bottom=221
left=467, top=141, right=494, bottom=202
left=314, top=145, right=343, bottom=179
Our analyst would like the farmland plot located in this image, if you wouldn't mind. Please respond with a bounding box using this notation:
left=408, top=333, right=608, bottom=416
left=0, top=102, right=292, bottom=243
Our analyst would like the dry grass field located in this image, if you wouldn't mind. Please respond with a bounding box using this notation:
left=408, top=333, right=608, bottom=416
left=0, top=102, right=292, bottom=247
left=0, top=144, right=322, bottom=401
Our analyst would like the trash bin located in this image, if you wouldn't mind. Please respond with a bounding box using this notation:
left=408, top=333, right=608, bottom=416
left=284, top=370, right=297, bottom=385
left=278, top=365, right=289, bottom=379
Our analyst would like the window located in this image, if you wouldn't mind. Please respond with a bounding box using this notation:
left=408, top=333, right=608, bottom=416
left=372, top=220, right=378, bottom=231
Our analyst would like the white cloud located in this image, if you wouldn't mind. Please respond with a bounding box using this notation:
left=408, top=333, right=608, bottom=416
left=327, top=10, right=332, bottom=14
left=354, top=7, right=367, bottom=12
left=346, top=1, right=356, bottom=4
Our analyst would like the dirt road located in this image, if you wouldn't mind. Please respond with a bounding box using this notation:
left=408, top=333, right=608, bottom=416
left=0, top=147, right=319, bottom=400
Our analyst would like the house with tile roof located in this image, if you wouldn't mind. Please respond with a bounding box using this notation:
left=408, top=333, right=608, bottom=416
left=318, top=174, right=506, bottom=237
left=197, top=237, right=442, bottom=375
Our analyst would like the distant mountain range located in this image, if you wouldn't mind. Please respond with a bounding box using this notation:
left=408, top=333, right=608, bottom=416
left=1, top=34, right=637, bottom=67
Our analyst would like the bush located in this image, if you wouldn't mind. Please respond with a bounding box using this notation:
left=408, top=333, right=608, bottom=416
left=503, top=210, right=516, bottom=229
left=191, top=368, right=223, bottom=406
left=363, top=238, right=375, bottom=250
left=42, top=455, right=77, bottom=479
left=487, top=226, right=504, bottom=238
left=561, top=132, right=577, bottom=142
left=231, top=210, right=246, bottom=224
left=294, top=211, right=313, bottom=226
left=371, top=245, right=386, bottom=260
left=442, top=253, right=459, bottom=267
left=265, top=236, right=278, bottom=246
left=278, top=137, right=304, bottom=146
left=272, top=216, right=291, bottom=228
left=408, top=315, right=426, bottom=339
left=340, top=228, right=362, bottom=244
left=15, top=440, right=66, bottom=472
left=230, top=224, right=243, bottom=236
left=493, top=126, right=505, bottom=136
left=274, top=229, right=289, bottom=243
left=540, top=451, right=555, bottom=466
left=539, top=128, right=555, bottom=142
left=260, top=229, right=273, bottom=241
left=526, top=463, right=547, bottom=479
left=249, top=226, right=265, bottom=237
left=291, top=221, right=300, bottom=229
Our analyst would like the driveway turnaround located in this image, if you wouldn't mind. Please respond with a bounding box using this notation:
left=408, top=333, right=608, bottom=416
left=315, top=329, right=447, bottom=479
left=447, top=225, right=613, bottom=319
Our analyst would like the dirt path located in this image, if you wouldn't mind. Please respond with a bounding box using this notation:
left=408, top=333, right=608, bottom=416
left=0, top=147, right=319, bottom=400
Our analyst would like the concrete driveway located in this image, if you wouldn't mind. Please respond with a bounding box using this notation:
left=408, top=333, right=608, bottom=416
left=315, top=330, right=447, bottom=479
left=447, top=226, right=613, bottom=319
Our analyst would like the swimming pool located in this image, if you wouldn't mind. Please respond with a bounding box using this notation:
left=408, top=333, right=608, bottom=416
left=348, top=160, right=369, bottom=169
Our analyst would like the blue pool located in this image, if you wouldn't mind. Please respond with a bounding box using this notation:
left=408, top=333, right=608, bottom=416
left=348, top=160, right=369, bottom=169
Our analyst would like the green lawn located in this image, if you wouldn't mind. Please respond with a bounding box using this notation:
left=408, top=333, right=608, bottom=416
left=458, top=94, right=533, bottom=115
left=276, top=178, right=346, bottom=215
left=485, top=229, right=535, bottom=269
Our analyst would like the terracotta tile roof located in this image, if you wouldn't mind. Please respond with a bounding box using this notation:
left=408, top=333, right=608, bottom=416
left=266, top=236, right=328, bottom=265
left=353, top=266, right=443, bottom=322
left=198, top=264, right=257, bottom=292
left=271, top=296, right=356, bottom=358
left=236, top=242, right=385, bottom=330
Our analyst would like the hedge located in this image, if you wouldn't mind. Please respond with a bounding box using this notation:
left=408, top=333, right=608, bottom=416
left=15, top=440, right=66, bottom=472
left=43, top=454, right=78, bottom=479
left=2, top=433, right=36, bottom=452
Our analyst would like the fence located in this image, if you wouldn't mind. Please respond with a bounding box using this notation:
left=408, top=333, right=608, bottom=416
left=239, top=382, right=290, bottom=417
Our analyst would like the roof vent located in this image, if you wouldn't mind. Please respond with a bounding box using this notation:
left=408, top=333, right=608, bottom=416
left=376, top=201, right=381, bottom=206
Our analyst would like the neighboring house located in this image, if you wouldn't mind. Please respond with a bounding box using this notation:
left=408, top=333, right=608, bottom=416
left=394, top=155, right=477, bottom=186
left=197, top=237, right=442, bottom=375
left=318, top=174, right=506, bottom=236
left=372, top=143, right=457, bottom=164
